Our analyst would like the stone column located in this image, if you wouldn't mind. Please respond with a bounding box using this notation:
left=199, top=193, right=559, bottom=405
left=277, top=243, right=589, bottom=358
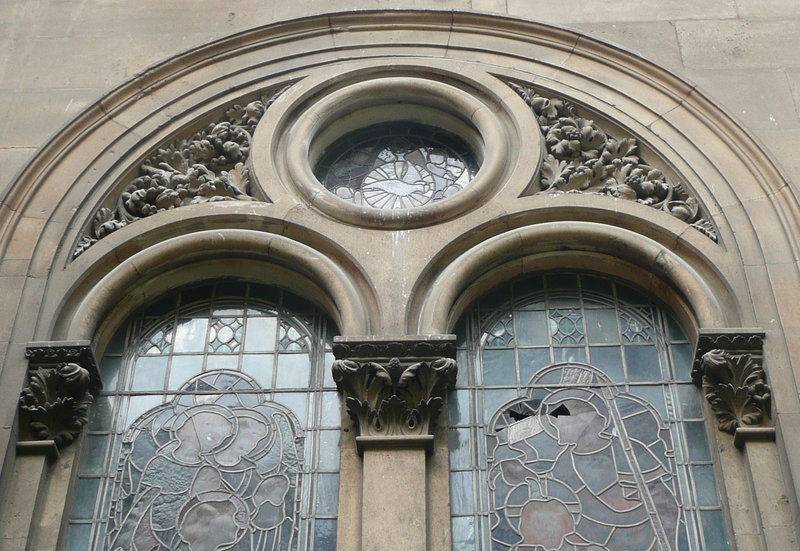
left=692, top=329, right=791, bottom=550
left=332, top=336, right=456, bottom=551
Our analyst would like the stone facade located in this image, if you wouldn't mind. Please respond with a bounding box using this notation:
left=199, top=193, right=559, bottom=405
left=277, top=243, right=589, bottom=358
left=1, top=3, right=800, bottom=551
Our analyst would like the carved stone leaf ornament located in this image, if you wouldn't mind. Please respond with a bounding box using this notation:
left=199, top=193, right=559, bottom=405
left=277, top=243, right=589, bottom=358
left=332, top=356, right=457, bottom=437
left=19, top=363, right=94, bottom=447
left=509, top=81, right=718, bottom=241
left=693, top=349, right=771, bottom=434
left=73, top=84, right=291, bottom=258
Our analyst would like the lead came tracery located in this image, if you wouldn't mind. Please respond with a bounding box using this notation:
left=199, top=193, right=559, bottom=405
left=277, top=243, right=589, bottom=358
left=449, top=274, right=728, bottom=551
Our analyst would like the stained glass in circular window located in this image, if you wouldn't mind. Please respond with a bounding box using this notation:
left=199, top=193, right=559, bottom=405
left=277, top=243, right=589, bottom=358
left=314, top=122, right=480, bottom=209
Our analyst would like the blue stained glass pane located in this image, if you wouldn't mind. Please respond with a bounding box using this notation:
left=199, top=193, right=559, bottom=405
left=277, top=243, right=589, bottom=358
left=694, top=465, right=720, bottom=506
left=518, top=348, right=550, bottom=384
left=588, top=346, right=625, bottom=382
left=482, top=349, right=516, bottom=386
left=315, top=474, right=340, bottom=515
left=450, top=428, right=472, bottom=469
left=678, top=385, right=705, bottom=419
left=99, top=356, right=121, bottom=391
left=318, top=430, right=341, bottom=471
left=275, top=353, right=311, bottom=388
left=241, top=354, right=274, bottom=387
left=483, top=389, right=517, bottom=422
left=314, top=519, right=337, bottom=550
left=321, top=392, right=341, bottom=427
left=628, top=385, right=668, bottom=420
left=625, top=345, right=661, bottom=382
left=456, top=348, right=469, bottom=386
left=167, top=355, right=204, bottom=389
left=173, top=317, right=209, bottom=352
left=130, top=356, right=168, bottom=391
left=667, top=314, right=689, bottom=342
left=451, top=516, right=476, bottom=550
left=123, top=395, right=163, bottom=428
left=552, top=346, right=586, bottom=364
left=514, top=310, right=549, bottom=345
left=686, top=421, right=712, bottom=461
left=244, top=316, right=278, bottom=351
left=584, top=308, right=620, bottom=344
left=701, top=509, right=730, bottom=551
left=324, top=352, right=336, bottom=388
left=205, top=354, right=238, bottom=371
left=88, top=396, right=115, bottom=431
left=449, top=390, right=471, bottom=426
left=451, top=471, right=474, bottom=515
left=671, top=343, right=694, bottom=379
left=278, top=392, right=309, bottom=426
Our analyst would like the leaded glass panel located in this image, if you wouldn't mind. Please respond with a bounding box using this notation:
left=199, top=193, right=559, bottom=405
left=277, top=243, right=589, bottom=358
left=66, top=283, right=340, bottom=551
left=314, top=122, right=479, bottom=209
left=449, top=273, right=728, bottom=551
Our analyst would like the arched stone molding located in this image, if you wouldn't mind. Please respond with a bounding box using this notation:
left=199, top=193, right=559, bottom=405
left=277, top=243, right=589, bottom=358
left=409, top=220, right=739, bottom=338
left=52, top=228, right=379, bottom=352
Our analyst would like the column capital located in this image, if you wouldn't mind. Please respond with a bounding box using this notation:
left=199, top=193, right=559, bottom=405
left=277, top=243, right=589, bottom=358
left=332, top=335, right=457, bottom=440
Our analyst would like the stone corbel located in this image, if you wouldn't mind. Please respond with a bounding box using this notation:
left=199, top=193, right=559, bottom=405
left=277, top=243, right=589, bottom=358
left=19, top=341, right=101, bottom=449
left=692, top=329, right=773, bottom=448
left=332, top=335, right=457, bottom=453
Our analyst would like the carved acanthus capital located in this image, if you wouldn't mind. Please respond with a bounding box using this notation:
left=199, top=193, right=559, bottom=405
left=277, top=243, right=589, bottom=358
left=692, top=329, right=770, bottom=435
left=20, top=341, right=101, bottom=448
left=332, top=336, right=457, bottom=438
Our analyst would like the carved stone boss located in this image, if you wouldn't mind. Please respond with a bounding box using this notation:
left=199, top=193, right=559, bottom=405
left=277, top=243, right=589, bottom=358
left=692, top=329, right=773, bottom=448
left=332, top=336, right=457, bottom=452
left=19, top=341, right=101, bottom=449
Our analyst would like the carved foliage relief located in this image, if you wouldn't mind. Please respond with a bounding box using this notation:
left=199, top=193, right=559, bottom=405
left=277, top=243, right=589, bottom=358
left=509, top=81, right=717, bottom=241
left=73, top=84, right=290, bottom=258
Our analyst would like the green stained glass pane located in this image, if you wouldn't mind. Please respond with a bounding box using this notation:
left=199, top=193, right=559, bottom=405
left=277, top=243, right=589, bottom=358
left=514, top=310, right=548, bottom=345
left=667, top=314, right=689, bottom=342
left=671, top=343, right=694, bottom=379
left=518, top=348, right=550, bottom=384
left=482, top=349, right=516, bottom=386
left=79, top=435, right=108, bottom=476
left=167, top=355, right=204, bottom=389
left=450, top=428, right=473, bottom=469
left=173, top=317, right=208, bottom=352
left=275, top=352, right=311, bottom=388
left=451, top=516, right=476, bottom=550
left=694, top=464, right=720, bottom=506
left=584, top=308, right=620, bottom=344
left=588, top=346, right=624, bottom=382
left=315, top=473, right=339, bottom=515
left=314, top=519, right=337, bottom=550
left=625, top=345, right=661, bottom=382
left=244, top=315, right=278, bottom=351
left=449, top=389, right=471, bottom=426
left=99, top=356, right=121, bottom=392
left=678, top=384, right=705, bottom=418
left=701, top=509, right=730, bottom=551
left=451, top=471, right=475, bottom=515
left=71, top=478, right=100, bottom=519
left=65, top=523, right=93, bottom=551
left=686, top=421, right=712, bottom=461
left=88, top=396, right=115, bottom=431
left=130, top=356, right=168, bottom=391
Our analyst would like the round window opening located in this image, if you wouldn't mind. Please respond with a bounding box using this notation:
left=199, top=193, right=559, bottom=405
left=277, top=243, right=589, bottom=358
left=313, top=121, right=480, bottom=210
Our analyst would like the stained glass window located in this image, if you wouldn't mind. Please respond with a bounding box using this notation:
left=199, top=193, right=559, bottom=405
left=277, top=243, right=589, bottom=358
left=314, top=121, right=479, bottom=209
left=65, top=283, right=340, bottom=551
left=449, top=273, right=728, bottom=551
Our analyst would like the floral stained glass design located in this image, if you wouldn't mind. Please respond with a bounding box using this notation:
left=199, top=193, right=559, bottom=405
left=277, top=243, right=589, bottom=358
left=449, top=273, right=728, bottom=551
left=314, top=122, right=479, bottom=209
left=65, top=283, right=340, bottom=551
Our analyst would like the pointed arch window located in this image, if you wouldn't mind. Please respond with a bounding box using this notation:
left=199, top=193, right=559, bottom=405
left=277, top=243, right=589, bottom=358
left=449, top=273, right=728, bottom=551
left=65, top=283, right=340, bottom=550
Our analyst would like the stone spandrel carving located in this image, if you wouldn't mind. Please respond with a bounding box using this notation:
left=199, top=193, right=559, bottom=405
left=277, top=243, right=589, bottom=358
left=508, top=81, right=718, bottom=242
left=692, top=330, right=771, bottom=435
left=72, top=84, right=291, bottom=259
left=332, top=355, right=457, bottom=437
left=19, top=363, right=94, bottom=448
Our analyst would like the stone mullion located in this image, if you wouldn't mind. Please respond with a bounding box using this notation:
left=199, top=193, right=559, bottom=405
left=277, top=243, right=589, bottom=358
left=332, top=335, right=457, bottom=551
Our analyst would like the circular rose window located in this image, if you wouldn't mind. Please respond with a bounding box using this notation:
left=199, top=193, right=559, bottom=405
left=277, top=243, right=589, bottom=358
left=313, top=122, right=480, bottom=210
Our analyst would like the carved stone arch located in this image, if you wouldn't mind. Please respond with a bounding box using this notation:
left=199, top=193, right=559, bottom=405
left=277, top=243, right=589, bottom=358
left=410, top=221, right=741, bottom=337
left=50, top=229, right=380, bottom=353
